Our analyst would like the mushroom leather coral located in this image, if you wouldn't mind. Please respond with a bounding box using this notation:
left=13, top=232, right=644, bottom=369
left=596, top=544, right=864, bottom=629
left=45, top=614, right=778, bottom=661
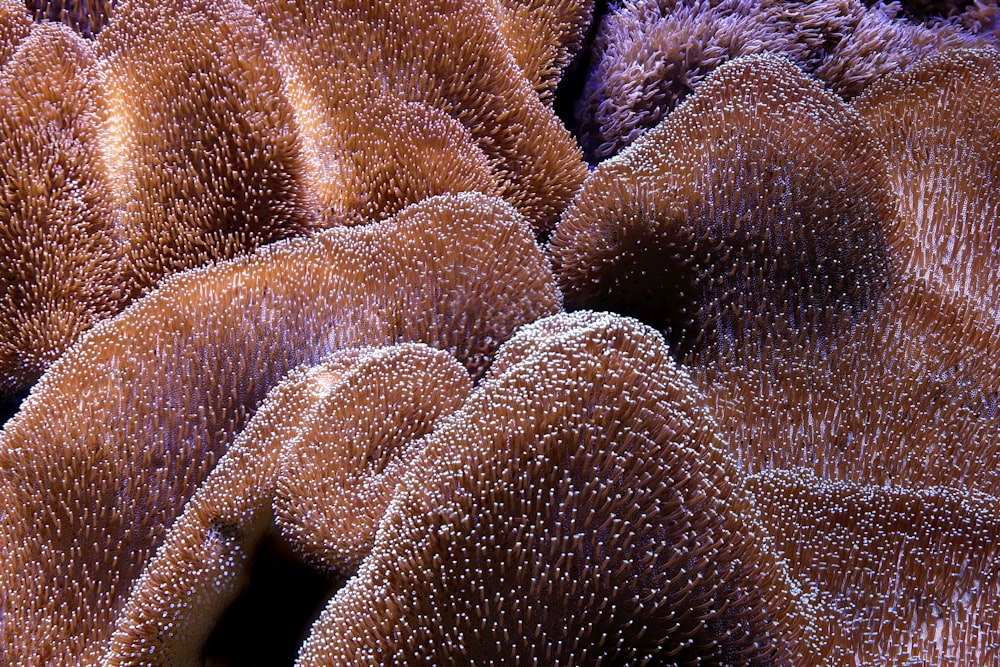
left=0, top=22, right=125, bottom=395
left=551, top=52, right=1000, bottom=486
left=273, top=345, right=473, bottom=574
left=551, top=53, right=899, bottom=363
left=106, top=343, right=473, bottom=665
left=0, top=0, right=30, bottom=67
left=549, top=50, right=1000, bottom=664
left=0, top=0, right=587, bottom=396
left=678, top=49, right=1000, bottom=494
left=95, top=0, right=318, bottom=293
left=854, top=48, right=1000, bottom=318
left=298, top=312, right=831, bottom=666
left=0, top=193, right=560, bottom=665
left=489, top=0, right=595, bottom=102
left=747, top=469, right=1000, bottom=665
left=248, top=0, right=586, bottom=233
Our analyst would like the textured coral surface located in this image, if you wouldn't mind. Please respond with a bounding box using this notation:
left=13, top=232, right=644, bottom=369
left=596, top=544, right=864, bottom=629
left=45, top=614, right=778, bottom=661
left=1, top=0, right=999, bottom=665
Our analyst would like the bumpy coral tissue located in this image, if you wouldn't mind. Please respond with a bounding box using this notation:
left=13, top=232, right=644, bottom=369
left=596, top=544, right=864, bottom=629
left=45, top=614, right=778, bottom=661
left=1, top=0, right=998, bottom=665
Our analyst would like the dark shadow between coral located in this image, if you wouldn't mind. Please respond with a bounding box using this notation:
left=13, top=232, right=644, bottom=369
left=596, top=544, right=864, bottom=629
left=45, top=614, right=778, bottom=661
left=204, top=532, right=342, bottom=666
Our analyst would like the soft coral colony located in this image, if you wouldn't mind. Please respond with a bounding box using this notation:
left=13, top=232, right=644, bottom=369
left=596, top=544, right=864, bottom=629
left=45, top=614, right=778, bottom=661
left=0, top=1, right=998, bottom=666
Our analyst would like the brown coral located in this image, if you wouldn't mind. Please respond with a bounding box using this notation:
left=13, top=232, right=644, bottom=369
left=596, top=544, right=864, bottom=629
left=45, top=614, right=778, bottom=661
left=273, top=344, right=473, bottom=573
left=553, top=50, right=1000, bottom=490
left=106, top=343, right=472, bottom=664
left=489, top=0, right=595, bottom=101
left=95, top=0, right=318, bottom=293
left=104, top=359, right=334, bottom=667
left=687, top=50, right=1000, bottom=492
left=249, top=0, right=586, bottom=233
left=0, top=0, right=588, bottom=397
left=548, top=49, right=1000, bottom=662
left=551, top=53, right=898, bottom=363
left=282, top=94, right=502, bottom=227
left=854, top=47, right=1000, bottom=317
left=0, top=193, right=559, bottom=665
left=0, top=0, right=31, bottom=67
left=298, top=311, right=830, bottom=666
left=0, top=22, right=125, bottom=395
left=747, top=469, right=1000, bottom=665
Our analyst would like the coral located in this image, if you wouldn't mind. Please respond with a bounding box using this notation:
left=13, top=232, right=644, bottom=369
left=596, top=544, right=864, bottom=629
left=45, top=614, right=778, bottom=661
left=854, top=47, right=1000, bottom=316
left=687, top=49, right=1000, bottom=494
left=549, top=49, right=1000, bottom=663
left=489, top=0, right=596, bottom=101
left=108, top=314, right=837, bottom=665
left=552, top=49, right=1000, bottom=484
left=298, top=312, right=829, bottom=666
left=26, top=0, right=114, bottom=37
left=0, top=0, right=587, bottom=395
left=0, top=193, right=560, bottom=665
left=272, top=345, right=473, bottom=574
left=0, top=0, right=31, bottom=66
left=248, top=0, right=587, bottom=232
left=106, top=343, right=473, bottom=664
left=3, top=0, right=998, bottom=663
left=814, top=1, right=998, bottom=96
left=577, top=0, right=801, bottom=160
left=748, top=469, right=1000, bottom=664
left=551, top=54, right=898, bottom=362
left=95, top=0, right=318, bottom=293
left=578, top=0, right=999, bottom=160
left=105, top=357, right=335, bottom=666
left=281, top=95, right=501, bottom=227
left=0, top=22, right=125, bottom=395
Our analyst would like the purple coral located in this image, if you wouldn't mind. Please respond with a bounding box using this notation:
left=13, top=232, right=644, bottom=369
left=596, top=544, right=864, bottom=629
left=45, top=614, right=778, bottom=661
left=578, top=0, right=999, bottom=160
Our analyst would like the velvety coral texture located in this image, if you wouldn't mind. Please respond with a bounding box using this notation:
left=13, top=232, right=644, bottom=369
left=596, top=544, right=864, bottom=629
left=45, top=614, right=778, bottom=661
left=1, top=1, right=998, bottom=665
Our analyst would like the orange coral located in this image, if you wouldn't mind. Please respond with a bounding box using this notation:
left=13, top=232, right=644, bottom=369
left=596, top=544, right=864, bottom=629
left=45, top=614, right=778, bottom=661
left=0, top=0, right=588, bottom=396
left=106, top=343, right=472, bottom=664
left=249, top=0, right=586, bottom=233
left=299, top=312, right=830, bottom=665
left=0, top=193, right=559, bottom=664
left=489, top=0, right=595, bottom=101
left=0, top=0, right=31, bottom=67
left=0, top=22, right=125, bottom=395
left=96, top=0, right=318, bottom=293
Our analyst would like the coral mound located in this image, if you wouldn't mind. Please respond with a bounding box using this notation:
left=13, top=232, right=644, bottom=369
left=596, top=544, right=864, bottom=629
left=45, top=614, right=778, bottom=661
left=0, top=0, right=587, bottom=395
